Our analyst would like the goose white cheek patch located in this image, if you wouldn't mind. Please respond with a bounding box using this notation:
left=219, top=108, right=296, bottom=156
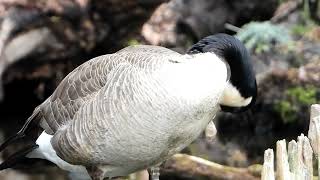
left=220, top=83, right=252, bottom=107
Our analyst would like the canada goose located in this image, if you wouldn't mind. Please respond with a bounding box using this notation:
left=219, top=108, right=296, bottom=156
left=0, top=33, right=257, bottom=180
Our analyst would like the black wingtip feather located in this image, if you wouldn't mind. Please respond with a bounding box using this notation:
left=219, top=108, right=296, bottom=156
left=0, top=144, right=39, bottom=170
left=0, top=108, right=42, bottom=170
left=0, top=134, right=25, bottom=152
left=0, top=108, right=41, bottom=153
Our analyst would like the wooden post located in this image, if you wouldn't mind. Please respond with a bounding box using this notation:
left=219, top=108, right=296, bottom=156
left=308, top=104, right=320, bottom=179
left=297, top=134, right=313, bottom=180
left=261, top=104, right=319, bottom=180
left=288, top=140, right=298, bottom=179
left=262, top=149, right=275, bottom=180
left=276, top=140, right=290, bottom=180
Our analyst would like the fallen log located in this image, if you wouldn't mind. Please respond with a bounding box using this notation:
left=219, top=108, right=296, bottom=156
left=162, top=153, right=260, bottom=180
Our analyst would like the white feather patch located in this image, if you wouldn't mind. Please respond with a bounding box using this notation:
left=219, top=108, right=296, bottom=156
left=220, top=83, right=252, bottom=107
left=27, top=131, right=88, bottom=174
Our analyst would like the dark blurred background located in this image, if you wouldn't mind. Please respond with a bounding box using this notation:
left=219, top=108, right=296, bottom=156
left=0, top=0, right=319, bottom=179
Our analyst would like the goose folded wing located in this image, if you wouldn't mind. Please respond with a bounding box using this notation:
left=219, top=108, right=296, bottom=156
left=38, top=45, right=180, bottom=134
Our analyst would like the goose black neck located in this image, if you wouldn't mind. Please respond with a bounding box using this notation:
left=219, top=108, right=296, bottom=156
left=187, top=33, right=256, bottom=99
left=187, top=34, right=249, bottom=65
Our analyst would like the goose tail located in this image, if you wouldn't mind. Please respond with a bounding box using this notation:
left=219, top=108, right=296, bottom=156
left=0, top=107, right=41, bottom=152
left=0, top=143, right=39, bottom=170
left=0, top=107, right=42, bottom=170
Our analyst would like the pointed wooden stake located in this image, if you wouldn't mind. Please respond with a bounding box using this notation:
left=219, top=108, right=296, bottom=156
left=262, top=149, right=275, bottom=180
left=276, top=139, right=290, bottom=180
left=308, top=104, right=320, bottom=180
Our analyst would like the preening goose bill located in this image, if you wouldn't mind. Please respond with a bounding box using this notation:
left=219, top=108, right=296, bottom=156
left=0, top=33, right=257, bottom=180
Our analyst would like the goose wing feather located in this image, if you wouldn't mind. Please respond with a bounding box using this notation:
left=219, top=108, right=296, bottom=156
left=38, top=45, right=180, bottom=134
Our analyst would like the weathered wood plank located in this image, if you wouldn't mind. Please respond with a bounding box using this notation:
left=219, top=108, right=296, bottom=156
left=308, top=104, right=320, bottom=180
left=262, top=149, right=275, bottom=180
left=263, top=104, right=319, bottom=180
left=276, top=139, right=290, bottom=180
left=297, top=134, right=313, bottom=180
left=288, top=140, right=298, bottom=179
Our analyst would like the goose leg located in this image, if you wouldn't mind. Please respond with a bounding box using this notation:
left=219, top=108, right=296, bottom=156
left=148, top=166, right=160, bottom=180
left=86, top=166, right=105, bottom=180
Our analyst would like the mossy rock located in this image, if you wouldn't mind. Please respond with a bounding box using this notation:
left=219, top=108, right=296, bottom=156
left=236, top=21, right=291, bottom=54
left=274, top=86, right=318, bottom=123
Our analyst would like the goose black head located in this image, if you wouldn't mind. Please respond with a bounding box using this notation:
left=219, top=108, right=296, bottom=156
left=188, top=33, right=257, bottom=113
